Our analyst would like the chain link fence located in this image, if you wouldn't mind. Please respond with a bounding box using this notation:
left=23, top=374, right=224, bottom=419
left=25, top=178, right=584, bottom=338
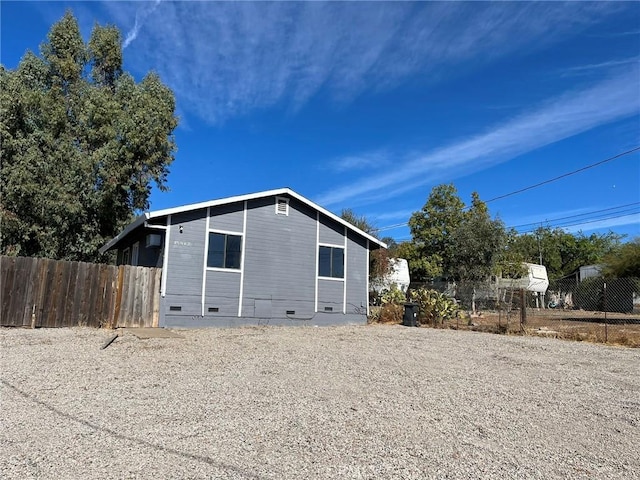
left=407, top=277, right=640, bottom=346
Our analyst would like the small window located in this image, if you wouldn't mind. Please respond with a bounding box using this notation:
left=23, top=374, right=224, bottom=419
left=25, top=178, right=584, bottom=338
left=318, top=246, right=344, bottom=278
left=131, top=242, right=139, bottom=266
left=275, top=197, right=289, bottom=216
left=208, top=307, right=219, bottom=313
left=324, top=306, right=333, bottom=312
left=169, top=306, right=182, bottom=312
left=122, top=247, right=131, bottom=266
left=207, top=232, right=242, bottom=269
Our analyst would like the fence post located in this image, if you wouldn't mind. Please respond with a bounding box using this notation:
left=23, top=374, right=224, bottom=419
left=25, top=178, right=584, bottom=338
left=520, top=288, right=527, bottom=327
left=111, top=265, right=125, bottom=329
left=603, top=281, right=608, bottom=343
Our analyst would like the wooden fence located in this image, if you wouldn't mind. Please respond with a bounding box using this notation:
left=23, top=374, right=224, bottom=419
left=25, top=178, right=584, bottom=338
left=0, top=256, right=161, bottom=328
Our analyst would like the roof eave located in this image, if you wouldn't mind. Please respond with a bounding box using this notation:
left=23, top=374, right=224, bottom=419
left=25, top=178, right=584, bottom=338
left=98, top=213, right=149, bottom=254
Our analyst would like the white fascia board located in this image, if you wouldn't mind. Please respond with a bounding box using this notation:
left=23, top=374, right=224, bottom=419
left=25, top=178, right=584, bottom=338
left=286, top=190, right=387, bottom=249
left=101, top=187, right=387, bottom=255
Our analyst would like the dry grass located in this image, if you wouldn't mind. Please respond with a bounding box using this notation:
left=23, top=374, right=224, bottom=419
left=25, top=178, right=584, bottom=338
left=471, top=311, right=640, bottom=347
left=370, top=307, right=640, bottom=347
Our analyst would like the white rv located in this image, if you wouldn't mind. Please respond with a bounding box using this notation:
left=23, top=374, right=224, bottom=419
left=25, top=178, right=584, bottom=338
left=371, top=258, right=411, bottom=294
left=497, top=263, right=549, bottom=293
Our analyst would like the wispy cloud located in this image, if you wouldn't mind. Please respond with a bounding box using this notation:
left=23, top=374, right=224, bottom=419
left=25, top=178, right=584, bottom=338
left=122, top=0, right=162, bottom=49
left=329, top=150, right=390, bottom=173
left=101, top=1, right=624, bottom=123
left=562, top=57, right=640, bottom=76
left=315, top=65, right=640, bottom=207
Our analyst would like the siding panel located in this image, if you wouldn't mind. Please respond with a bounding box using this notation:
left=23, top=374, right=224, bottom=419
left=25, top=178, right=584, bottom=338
left=242, top=197, right=317, bottom=319
left=319, top=215, right=345, bottom=245
left=165, top=209, right=207, bottom=316
left=346, top=232, right=368, bottom=314
left=210, top=202, right=244, bottom=232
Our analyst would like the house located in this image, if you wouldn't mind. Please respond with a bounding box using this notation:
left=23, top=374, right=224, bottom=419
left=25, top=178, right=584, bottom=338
left=100, top=188, right=386, bottom=327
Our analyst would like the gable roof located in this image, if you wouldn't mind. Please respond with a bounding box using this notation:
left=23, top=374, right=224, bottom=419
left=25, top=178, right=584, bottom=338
left=100, top=187, right=387, bottom=254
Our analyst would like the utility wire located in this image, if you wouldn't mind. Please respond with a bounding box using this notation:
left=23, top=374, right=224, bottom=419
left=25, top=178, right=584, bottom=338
left=509, top=202, right=640, bottom=229
left=388, top=207, right=640, bottom=242
left=482, top=146, right=640, bottom=204
left=376, top=147, right=640, bottom=232
left=516, top=211, right=640, bottom=234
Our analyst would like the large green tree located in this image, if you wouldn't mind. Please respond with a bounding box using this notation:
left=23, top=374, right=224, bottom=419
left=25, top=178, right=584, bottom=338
left=408, top=183, right=465, bottom=280
left=509, top=227, right=621, bottom=279
left=601, top=238, right=639, bottom=278
left=1, top=11, right=177, bottom=261
left=450, top=192, right=508, bottom=281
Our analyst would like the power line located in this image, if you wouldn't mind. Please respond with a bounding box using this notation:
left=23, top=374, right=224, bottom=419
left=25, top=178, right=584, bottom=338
left=376, top=147, right=640, bottom=232
left=509, top=202, right=640, bottom=229
left=516, top=211, right=640, bottom=234
left=483, top=146, right=640, bottom=204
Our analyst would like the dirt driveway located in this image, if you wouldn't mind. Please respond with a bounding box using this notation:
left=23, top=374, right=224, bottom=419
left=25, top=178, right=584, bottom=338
left=1, top=325, right=639, bottom=479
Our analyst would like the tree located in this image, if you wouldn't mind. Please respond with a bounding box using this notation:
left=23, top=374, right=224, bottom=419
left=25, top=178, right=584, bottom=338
left=602, top=238, right=640, bottom=278
left=408, top=183, right=465, bottom=280
left=340, top=209, right=390, bottom=282
left=340, top=208, right=378, bottom=236
left=509, top=227, right=621, bottom=279
left=450, top=192, right=507, bottom=281
left=1, top=11, right=177, bottom=261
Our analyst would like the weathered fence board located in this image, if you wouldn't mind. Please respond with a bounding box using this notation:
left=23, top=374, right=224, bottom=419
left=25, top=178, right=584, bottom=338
left=0, top=256, right=161, bottom=328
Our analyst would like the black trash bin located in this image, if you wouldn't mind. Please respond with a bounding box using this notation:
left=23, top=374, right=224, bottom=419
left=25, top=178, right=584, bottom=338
left=403, top=303, right=419, bottom=327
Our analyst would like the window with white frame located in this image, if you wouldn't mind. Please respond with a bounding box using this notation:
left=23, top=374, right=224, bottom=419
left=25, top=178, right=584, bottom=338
left=318, top=246, right=344, bottom=278
left=207, top=232, right=242, bottom=269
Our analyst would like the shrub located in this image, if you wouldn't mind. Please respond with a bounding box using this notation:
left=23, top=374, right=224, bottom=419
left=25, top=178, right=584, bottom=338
left=410, top=287, right=458, bottom=326
left=380, top=285, right=406, bottom=305
left=378, top=303, right=404, bottom=324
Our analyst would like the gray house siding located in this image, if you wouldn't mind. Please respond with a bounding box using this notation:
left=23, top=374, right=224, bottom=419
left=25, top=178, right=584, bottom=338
left=242, top=197, right=316, bottom=322
left=163, top=209, right=207, bottom=322
left=102, top=189, right=384, bottom=328
left=346, top=232, right=368, bottom=313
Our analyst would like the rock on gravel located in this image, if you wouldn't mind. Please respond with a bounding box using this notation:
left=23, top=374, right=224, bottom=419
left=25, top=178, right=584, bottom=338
left=1, top=325, right=639, bottom=479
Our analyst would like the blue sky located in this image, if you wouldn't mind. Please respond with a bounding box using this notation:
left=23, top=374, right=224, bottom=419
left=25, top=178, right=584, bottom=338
left=2, top=1, right=639, bottom=242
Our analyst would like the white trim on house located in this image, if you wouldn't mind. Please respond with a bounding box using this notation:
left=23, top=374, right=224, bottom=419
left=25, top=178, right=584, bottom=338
left=315, top=211, right=319, bottom=313
left=99, top=188, right=386, bottom=254
left=160, top=214, right=171, bottom=297
left=201, top=207, right=211, bottom=317
left=206, top=227, right=244, bottom=236
left=206, top=266, right=242, bottom=273
left=366, top=239, right=370, bottom=316
left=317, top=276, right=345, bottom=282
left=318, top=242, right=344, bottom=249
left=343, top=226, right=347, bottom=314
left=238, top=200, right=248, bottom=317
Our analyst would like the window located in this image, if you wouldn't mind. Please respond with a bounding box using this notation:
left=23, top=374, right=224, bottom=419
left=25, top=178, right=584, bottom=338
left=318, top=246, right=344, bottom=278
left=131, top=242, right=139, bottom=266
left=122, top=247, right=130, bottom=265
left=207, top=232, right=242, bottom=269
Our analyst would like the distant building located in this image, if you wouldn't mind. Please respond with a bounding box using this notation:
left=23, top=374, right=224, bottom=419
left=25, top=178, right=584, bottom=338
left=578, top=264, right=602, bottom=282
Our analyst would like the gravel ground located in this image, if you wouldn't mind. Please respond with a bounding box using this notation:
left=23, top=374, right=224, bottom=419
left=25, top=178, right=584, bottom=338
left=1, top=325, right=639, bottom=479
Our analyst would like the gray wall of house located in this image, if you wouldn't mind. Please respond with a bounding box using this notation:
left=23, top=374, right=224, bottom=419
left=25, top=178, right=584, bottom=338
left=143, top=194, right=371, bottom=327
